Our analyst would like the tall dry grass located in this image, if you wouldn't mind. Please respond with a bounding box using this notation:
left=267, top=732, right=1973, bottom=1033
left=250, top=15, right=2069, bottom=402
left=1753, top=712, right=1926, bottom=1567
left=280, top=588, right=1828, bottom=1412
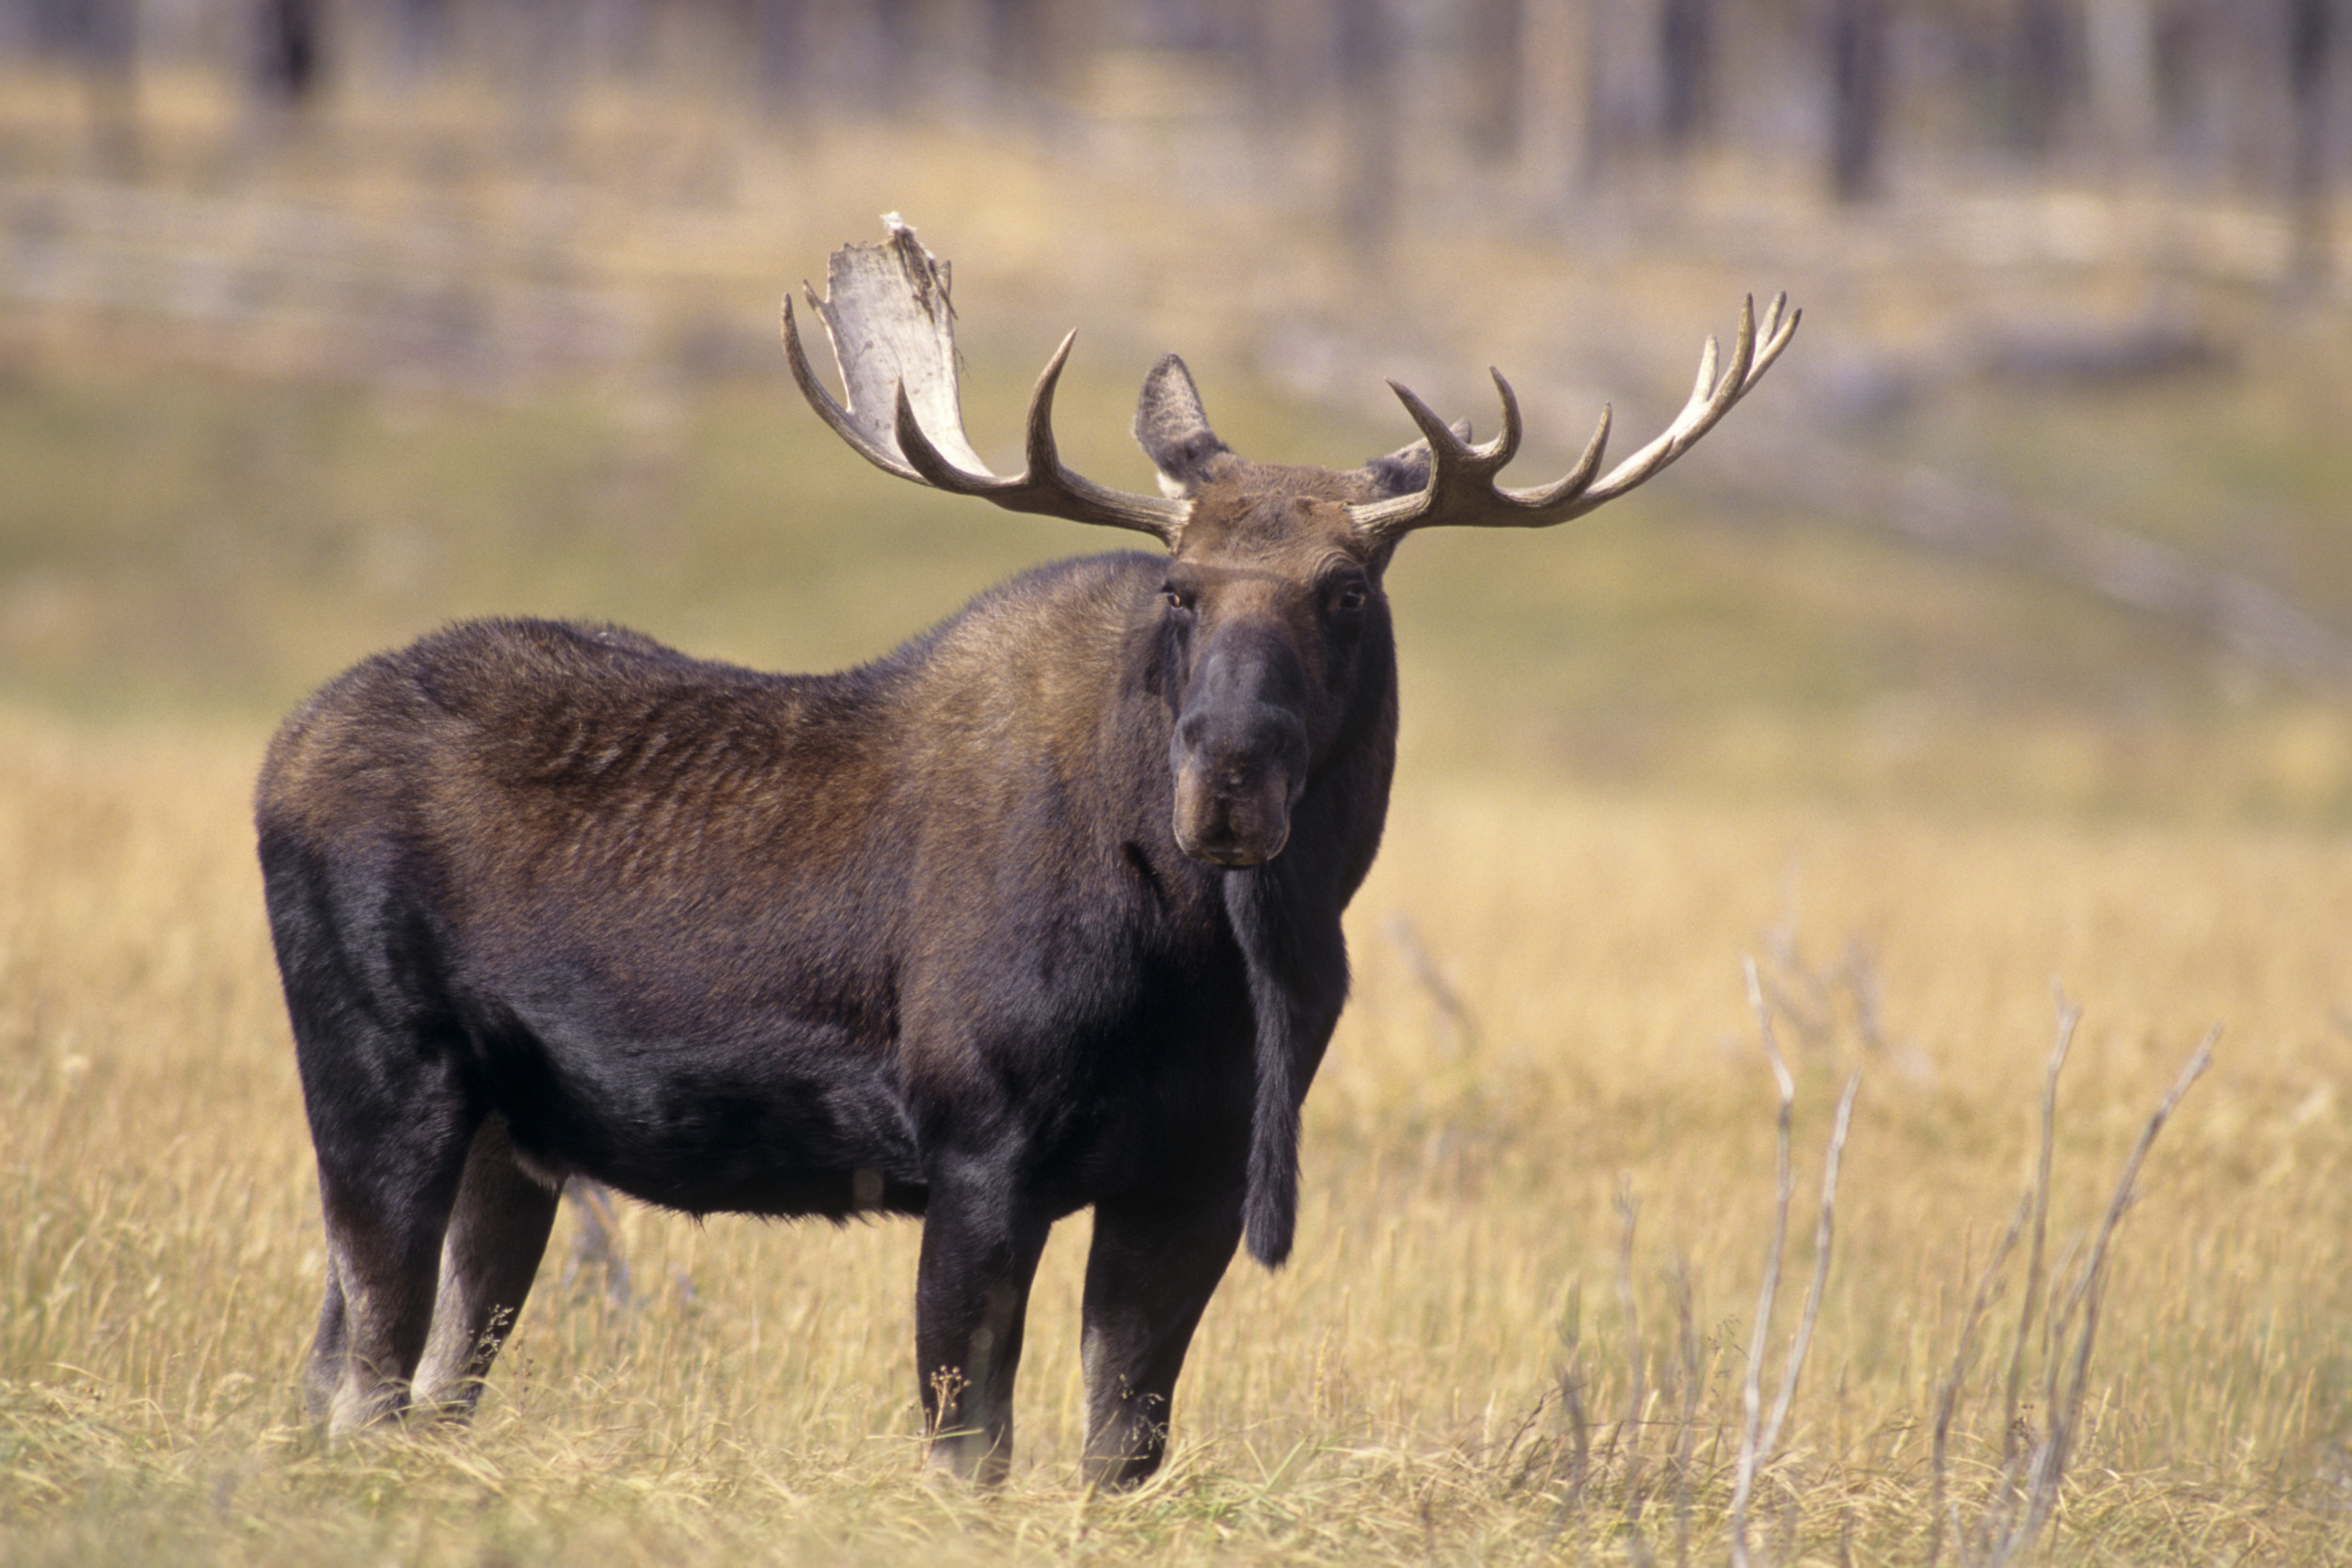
left=5, top=705, right=2351, bottom=1563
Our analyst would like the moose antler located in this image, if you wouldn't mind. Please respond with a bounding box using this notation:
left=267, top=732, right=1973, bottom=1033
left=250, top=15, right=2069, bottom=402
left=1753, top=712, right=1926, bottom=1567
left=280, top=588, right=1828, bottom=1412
left=1348, top=293, right=1799, bottom=544
left=783, top=216, right=1189, bottom=545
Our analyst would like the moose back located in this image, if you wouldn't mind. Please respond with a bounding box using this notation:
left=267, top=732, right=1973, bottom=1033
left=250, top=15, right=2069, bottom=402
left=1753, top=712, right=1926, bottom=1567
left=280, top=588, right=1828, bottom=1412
left=256, top=219, right=1794, bottom=1485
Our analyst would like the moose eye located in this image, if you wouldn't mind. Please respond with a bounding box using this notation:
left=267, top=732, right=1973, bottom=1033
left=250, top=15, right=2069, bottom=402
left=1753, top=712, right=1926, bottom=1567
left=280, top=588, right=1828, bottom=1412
left=1333, top=584, right=1368, bottom=613
left=1162, top=586, right=1193, bottom=612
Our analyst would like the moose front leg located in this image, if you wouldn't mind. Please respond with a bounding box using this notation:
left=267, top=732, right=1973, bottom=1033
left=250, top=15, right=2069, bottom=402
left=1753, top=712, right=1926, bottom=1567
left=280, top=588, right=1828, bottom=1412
left=1079, top=1192, right=1244, bottom=1487
left=913, top=1164, right=1050, bottom=1483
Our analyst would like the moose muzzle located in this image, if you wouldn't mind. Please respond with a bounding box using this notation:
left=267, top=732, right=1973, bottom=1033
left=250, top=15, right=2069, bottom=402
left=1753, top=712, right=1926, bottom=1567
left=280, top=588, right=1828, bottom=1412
left=1169, top=632, right=1311, bottom=868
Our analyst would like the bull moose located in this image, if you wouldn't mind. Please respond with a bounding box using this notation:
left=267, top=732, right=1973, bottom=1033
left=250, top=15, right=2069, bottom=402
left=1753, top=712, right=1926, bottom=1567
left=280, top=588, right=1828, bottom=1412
left=256, top=219, right=1795, bottom=1485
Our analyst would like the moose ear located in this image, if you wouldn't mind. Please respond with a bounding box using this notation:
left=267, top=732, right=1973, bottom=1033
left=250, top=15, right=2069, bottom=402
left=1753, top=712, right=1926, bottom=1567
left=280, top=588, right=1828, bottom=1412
left=1133, top=355, right=1232, bottom=497
left=1359, top=419, right=1471, bottom=499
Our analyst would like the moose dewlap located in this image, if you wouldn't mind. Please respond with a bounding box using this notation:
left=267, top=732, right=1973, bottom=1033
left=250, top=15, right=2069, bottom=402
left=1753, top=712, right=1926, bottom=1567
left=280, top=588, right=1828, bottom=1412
left=255, top=218, right=1795, bottom=1486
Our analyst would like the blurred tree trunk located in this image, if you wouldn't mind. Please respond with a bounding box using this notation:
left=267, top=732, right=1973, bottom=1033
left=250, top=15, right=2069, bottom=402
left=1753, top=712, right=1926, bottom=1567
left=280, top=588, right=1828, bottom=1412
left=836, top=0, right=920, bottom=99
left=44, top=0, right=139, bottom=171
left=1336, top=0, right=1397, bottom=257
left=752, top=0, right=805, bottom=111
left=585, top=0, right=650, bottom=81
left=1581, top=0, right=1675, bottom=185
left=2085, top=0, right=2158, bottom=162
left=1828, top=0, right=1887, bottom=201
left=979, top=0, right=1044, bottom=94
left=2008, top=0, right=2074, bottom=154
left=390, top=0, right=452, bottom=81
left=1516, top=0, right=1582, bottom=204
left=2286, top=0, right=2335, bottom=287
left=249, top=0, right=326, bottom=112
left=1581, top=0, right=1624, bottom=184
left=1254, top=0, right=1329, bottom=123
left=1658, top=0, right=1714, bottom=150
left=1464, top=0, right=1523, bottom=163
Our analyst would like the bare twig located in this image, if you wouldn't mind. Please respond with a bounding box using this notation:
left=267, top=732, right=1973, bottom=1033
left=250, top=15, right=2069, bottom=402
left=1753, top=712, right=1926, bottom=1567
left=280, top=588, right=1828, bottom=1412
left=1616, top=1177, right=1651, bottom=1542
left=1925, top=1199, right=2026, bottom=1568
left=1730, top=958, right=1799, bottom=1568
left=1990, top=1031, right=2216, bottom=1565
left=1841, top=939, right=1890, bottom=1058
left=1385, top=916, right=1481, bottom=1056
left=1966, top=996, right=2080, bottom=1560
left=1756, top=1069, right=1861, bottom=1468
left=1545, top=1277, right=1594, bottom=1542
left=1757, top=915, right=1836, bottom=1053
left=2002, top=996, right=2078, bottom=1467
left=561, top=1178, right=634, bottom=1308
left=1668, top=1259, right=1703, bottom=1568
left=1756, top=917, right=1895, bottom=1063
left=1497, top=1368, right=1559, bottom=1478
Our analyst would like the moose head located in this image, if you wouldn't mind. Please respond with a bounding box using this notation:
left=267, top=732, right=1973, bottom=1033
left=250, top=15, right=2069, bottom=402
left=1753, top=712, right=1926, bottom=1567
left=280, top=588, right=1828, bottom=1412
left=785, top=218, right=1797, bottom=872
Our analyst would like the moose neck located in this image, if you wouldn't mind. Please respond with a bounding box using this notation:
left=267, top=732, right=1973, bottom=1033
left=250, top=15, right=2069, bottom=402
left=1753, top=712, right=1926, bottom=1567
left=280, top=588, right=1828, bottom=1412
left=1152, top=562, right=1397, bottom=1269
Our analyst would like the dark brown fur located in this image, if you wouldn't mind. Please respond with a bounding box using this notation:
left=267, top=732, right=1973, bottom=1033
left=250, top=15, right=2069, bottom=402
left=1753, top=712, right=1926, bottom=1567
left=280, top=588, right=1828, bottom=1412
left=259, top=413, right=1410, bottom=1481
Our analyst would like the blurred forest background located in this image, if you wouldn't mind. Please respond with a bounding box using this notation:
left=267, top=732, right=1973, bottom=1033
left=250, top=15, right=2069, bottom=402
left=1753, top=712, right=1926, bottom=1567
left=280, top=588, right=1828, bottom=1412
left=1, top=0, right=2349, bottom=813
left=9, top=8, right=2352, bottom=1561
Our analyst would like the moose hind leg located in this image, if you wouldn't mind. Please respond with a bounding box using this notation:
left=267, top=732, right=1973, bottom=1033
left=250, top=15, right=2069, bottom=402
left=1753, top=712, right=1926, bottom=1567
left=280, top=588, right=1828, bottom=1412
left=303, top=1057, right=478, bottom=1435
left=411, top=1115, right=563, bottom=1416
left=310, top=1170, right=464, bottom=1433
left=1079, top=1193, right=1244, bottom=1487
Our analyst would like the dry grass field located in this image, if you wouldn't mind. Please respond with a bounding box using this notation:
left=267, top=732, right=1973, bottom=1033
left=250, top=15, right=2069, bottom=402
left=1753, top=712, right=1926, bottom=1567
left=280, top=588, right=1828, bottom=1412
left=8, top=709, right=2352, bottom=1564
left=7, top=63, right=2352, bottom=1567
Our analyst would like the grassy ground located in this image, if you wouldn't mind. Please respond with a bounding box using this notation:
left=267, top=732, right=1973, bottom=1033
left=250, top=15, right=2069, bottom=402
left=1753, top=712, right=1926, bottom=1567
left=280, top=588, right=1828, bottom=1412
left=6, top=63, right=2352, bottom=1566
left=7, top=711, right=2352, bottom=1563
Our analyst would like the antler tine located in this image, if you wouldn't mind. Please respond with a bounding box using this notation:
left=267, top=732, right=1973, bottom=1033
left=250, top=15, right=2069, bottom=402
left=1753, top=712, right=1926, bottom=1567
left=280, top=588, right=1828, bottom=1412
left=1022, top=330, right=1079, bottom=480
left=1388, top=377, right=1470, bottom=456
left=885, top=331, right=1185, bottom=543
left=1506, top=401, right=1614, bottom=514
left=1573, top=294, right=1760, bottom=509
left=1348, top=293, right=1798, bottom=543
left=1690, top=330, right=1724, bottom=411
left=782, top=292, right=922, bottom=484
left=1581, top=292, right=1800, bottom=510
left=785, top=219, right=1187, bottom=545
left=1480, top=369, right=1524, bottom=469
left=1351, top=372, right=1523, bottom=539
left=890, top=330, right=1079, bottom=499
left=1020, top=338, right=1200, bottom=541
left=893, top=382, right=994, bottom=495
left=1755, top=292, right=1800, bottom=378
